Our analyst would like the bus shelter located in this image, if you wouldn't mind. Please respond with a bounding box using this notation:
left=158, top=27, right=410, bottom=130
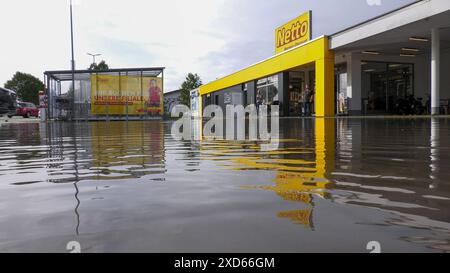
left=44, top=67, right=165, bottom=121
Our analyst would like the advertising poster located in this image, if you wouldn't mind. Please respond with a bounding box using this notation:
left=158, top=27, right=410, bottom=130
left=91, top=75, right=163, bottom=115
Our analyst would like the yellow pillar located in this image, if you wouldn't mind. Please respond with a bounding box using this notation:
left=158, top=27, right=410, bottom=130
left=315, top=54, right=335, bottom=117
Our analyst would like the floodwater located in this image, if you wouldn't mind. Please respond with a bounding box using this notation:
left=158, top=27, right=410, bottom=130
left=0, top=118, right=449, bottom=253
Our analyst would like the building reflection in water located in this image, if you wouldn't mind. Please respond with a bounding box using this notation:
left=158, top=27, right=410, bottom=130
left=24, top=117, right=449, bottom=250
left=5, top=116, right=450, bottom=251
left=429, top=118, right=439, bottom=189
left=195, top=117, right=450, bottom=251
left=41, top=121, right=166, bottom=183
left=195, top=118, right=335, bottom=229
left=90, top=122, right=166, bottom=180
left=39, top=121, right=166, bottom=235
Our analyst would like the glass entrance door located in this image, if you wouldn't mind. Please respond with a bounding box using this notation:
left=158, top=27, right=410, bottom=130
left=387, top=63, right=414, bottom=114
left=362, top=62, right=413, bottom=115
left=363, top=62, right=388, bottom=114
left=288, top=71, right=305, bottom=116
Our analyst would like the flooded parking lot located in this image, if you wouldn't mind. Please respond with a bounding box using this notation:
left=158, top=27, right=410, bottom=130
left=0, top=118, right=449, bottom=253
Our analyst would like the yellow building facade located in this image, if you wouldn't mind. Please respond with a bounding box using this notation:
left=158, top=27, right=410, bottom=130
left=199, top=36, right=335, bottom=117
left=197, top=1, right=450, bottom=117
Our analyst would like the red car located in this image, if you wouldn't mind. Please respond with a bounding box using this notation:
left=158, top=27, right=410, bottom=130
left=11, top=102, right=39, bottom=118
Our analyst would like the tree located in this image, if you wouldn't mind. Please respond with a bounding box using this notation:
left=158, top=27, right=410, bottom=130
left=88, top=60, right=109, bottom=71
left=4, top=72, right=45, bottom=105
left=179, top=73, right=202, bottom=106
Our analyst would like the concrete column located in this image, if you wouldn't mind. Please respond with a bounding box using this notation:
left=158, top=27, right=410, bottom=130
left=431, top=28, right=441, bottom=115
left=347, top=53, right=362, bottom=115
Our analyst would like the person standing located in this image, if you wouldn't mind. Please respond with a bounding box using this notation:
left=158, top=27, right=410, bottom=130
left=309, top=86, right=315, bottom=116
left=304, top=84, right=312, bottom=116
left=339, top=92, right=345, bottom=114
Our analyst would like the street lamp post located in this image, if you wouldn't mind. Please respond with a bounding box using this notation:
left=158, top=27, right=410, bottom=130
left=70, top=0, right=75, bottom=121
left=87, top=53, right=102, bottom=66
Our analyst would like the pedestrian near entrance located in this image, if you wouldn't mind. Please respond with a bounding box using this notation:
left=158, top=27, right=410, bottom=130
left=303, top=84, right=313, bottom=116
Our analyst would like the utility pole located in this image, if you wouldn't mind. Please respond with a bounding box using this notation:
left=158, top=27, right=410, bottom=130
left=70, top=0, right=75, bottom=121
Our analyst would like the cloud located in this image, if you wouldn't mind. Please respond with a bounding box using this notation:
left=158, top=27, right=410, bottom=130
left=0, top=0, right=417, bottom=92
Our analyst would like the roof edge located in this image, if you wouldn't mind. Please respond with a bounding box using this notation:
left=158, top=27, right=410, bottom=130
left=330, top=0, right=424, bottom=38
left=44, top=67, right=165, bottom=75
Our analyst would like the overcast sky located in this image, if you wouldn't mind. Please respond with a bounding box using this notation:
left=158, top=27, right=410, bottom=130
left=0, top=0, right=417, bottom=92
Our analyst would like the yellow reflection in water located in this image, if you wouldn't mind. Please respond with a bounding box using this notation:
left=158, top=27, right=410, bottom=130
left=278, top=209, right=313, bottom=228
left=91, top=122, right=165, bottom=180
left=199, top=118, right=335, bottom=229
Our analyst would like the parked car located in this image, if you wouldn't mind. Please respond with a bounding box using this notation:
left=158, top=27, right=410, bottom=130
left=10, top=102, right=39, bottom=118
left=0, top=87, right=17, bottom=117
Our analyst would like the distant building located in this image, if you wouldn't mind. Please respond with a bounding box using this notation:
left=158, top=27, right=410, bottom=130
left=164, top=89, right=182, bottom=114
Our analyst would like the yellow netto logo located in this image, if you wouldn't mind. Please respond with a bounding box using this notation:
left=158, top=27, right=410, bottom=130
left=275, top=11, right=311, bottom=54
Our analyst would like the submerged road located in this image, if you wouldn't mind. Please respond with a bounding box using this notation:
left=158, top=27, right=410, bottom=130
left=0, top=118, right=449, bottom=252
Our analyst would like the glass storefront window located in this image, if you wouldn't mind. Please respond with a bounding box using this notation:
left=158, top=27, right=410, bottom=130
left=361, top=61, right=414, bottom=114
left=224, top=92, right=243, bottom=106
left=256, top=75, right=279, bottom=106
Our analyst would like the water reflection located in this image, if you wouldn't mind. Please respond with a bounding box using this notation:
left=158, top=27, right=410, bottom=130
left=430, top=118, right=439, bottom=188
left=196, top=118, right=450, bottom=250
left=41, top=121, right=166, bottom=183
left=213, top=119, right=335, bottom=230
left=0, top=118, right=449, bottom=252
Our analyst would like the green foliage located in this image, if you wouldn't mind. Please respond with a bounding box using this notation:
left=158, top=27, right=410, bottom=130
left=4, top=72, right=45, bottom=105
left=179, top=73, right=202, bottom=106
left=88, top=60, right=110, bottom=71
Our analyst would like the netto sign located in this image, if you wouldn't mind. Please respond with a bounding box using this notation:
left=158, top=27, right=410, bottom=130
left=275, top=11, right=311, bottom=54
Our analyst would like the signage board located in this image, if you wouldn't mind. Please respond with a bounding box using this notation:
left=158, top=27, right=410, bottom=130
left=91, top=75, right=163, bottom=115
left=275, top=11, right=312, bottom=54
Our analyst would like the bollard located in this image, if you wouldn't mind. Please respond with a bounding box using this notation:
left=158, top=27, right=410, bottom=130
left=39, top=108, right=46, bottom=122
